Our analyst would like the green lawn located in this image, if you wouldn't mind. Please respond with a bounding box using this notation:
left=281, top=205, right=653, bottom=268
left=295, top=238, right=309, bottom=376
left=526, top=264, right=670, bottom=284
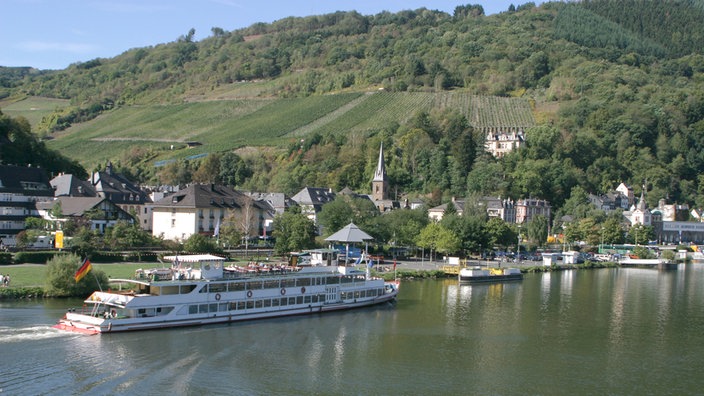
left=0, top=263, right=160, bottom=288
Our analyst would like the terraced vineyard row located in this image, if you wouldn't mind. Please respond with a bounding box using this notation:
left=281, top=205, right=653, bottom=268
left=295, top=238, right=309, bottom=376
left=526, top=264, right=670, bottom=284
left=433, top=93, right=536, bottom=128
left=47, top=91, right=536, bottom=169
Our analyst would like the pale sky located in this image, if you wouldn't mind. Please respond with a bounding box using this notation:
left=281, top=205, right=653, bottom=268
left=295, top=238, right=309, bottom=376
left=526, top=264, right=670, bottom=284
left=2, top=1, right=543, bottom=70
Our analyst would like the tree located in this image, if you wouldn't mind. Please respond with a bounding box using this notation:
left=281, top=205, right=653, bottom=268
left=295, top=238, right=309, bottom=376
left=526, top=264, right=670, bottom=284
left=219, top=152, right=251, bottom=187
left=105, top=221, right=153, bottom=249
left=238, top=198, right=258, bottom=254
left=69, top=227, right=102, bottom=258
left=192, top=153, right=223, bottom=184
left=441, top=213, right=488, bottom=255
left=416, top=222, right=460, bottom=261
left=183, top=233, right=221, bottom=254
left=602, top=215, right=625, bottom=245
left=485, top=218, right=516, bottom=250
left=44, top=253, right=108, bottom=297
left=526, top=214, right=549, bottom=247
left=218, top=210, right=244, bottom=249
left=375, top=207, right=428, bottom=247
left=317, top=196, right=379, bottom=237
left=272, top=207, right=316, bottom=255
left=626, top=224, right=654, bottom=245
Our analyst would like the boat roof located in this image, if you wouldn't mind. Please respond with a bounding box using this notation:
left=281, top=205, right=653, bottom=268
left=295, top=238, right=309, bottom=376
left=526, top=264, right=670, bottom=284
left=163, top=254, right=226, bottom=263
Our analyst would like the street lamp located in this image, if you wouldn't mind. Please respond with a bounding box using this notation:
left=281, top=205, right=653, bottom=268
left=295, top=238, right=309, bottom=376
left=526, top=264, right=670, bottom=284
left=517, top=225, right=522, bottom=262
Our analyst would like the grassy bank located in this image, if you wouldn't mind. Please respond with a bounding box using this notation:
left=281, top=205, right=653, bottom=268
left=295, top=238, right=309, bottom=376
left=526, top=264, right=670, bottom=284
left=1, top=260, right=622, bottom=299
left=0, top=262, right=164, bottom=299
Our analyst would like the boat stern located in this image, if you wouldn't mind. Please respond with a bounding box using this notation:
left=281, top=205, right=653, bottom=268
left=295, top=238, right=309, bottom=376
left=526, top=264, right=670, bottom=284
left=53, top=312, right=106, bottom=335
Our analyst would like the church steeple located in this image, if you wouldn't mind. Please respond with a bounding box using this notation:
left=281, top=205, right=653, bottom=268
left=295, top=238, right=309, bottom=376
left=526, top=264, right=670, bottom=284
left=372, top=143, right=388, bottom=201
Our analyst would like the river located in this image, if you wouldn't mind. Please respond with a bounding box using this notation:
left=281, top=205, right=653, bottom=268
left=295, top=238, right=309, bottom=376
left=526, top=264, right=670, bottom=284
left=2, top=265, right=704, bottom=395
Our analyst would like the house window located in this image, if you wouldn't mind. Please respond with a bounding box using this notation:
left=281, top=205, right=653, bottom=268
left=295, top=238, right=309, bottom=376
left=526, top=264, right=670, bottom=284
left=171, top=219, right=176, bottom=227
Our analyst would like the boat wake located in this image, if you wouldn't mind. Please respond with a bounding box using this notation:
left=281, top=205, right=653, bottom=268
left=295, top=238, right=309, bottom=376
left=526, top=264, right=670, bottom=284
left=0, top=325, right=72, bottom=343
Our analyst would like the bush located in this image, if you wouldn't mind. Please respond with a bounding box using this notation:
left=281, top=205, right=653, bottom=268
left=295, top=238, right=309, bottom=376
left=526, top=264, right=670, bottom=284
left=0, top=252, right=13, bottom=265
left=14, top=251, right=65, bottom=264
left=0, top=287, right=45, bottom=299
left=44, top=253, right=109, bottom=297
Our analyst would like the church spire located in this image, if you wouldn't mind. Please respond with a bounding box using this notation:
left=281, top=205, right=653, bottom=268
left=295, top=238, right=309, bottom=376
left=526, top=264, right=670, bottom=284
left=372, top=143, right=388, bottom=201
left=373, top=142, right=386, bottom=182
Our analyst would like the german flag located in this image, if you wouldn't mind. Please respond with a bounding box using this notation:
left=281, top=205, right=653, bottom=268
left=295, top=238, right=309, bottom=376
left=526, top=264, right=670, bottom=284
left=74, top=258, right=92, bottom=282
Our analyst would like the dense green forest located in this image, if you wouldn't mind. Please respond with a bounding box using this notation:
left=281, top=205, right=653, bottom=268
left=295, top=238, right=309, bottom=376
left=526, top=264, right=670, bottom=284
left=1, top=0, right=704, bottom=221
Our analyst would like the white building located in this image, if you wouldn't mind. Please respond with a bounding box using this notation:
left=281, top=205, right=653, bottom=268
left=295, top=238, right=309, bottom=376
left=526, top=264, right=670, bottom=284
left=151, top=184, right=270, bottom=241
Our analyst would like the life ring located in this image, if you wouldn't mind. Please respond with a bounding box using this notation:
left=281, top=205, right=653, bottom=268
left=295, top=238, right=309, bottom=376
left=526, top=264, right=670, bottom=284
left=301, top=287, right=306, bottom=294
left=215, top=293, right=221, bottom=301
left=110, top=309, right=117, bottom=319
left=246, top=290, right=253, bottom=298
left=281, top=288, right=286, bottom=295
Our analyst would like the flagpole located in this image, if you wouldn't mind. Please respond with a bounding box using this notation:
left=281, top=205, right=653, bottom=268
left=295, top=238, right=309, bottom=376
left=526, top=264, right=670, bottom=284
left=92, top=270, right=103, bottom=292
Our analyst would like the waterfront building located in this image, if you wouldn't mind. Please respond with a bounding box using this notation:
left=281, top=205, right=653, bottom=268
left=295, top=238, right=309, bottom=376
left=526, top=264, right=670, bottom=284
left=0, top=165, right=54, bottom=246
left=291, top=187, right=336, bottom=225
left=150, top=184, right=270, bottom=241
left=37, top=196, right=134, bottom=233
left=89, top=162, right=153, bottom=231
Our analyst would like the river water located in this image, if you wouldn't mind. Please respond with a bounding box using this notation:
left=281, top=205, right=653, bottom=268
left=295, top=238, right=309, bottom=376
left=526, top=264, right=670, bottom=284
left=2, top=265, right=704, bottom=395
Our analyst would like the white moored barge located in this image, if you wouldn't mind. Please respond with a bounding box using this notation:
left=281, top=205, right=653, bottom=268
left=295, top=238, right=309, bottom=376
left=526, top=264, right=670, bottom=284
left=458, top=267, right=523, bottom=284
left=53, top=254, right=399, bottom=334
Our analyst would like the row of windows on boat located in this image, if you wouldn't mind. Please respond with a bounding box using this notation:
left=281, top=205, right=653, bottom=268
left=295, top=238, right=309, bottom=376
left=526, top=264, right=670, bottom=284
left=145, top=275, right=370, bottom=296
left=124, top=288, right=384, bottom=317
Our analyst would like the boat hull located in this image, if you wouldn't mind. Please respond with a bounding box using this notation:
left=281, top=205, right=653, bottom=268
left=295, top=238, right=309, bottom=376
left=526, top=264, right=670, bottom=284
left=54, top=287, right=398, bottom=333
left=458, top=274, right=523, bottom=283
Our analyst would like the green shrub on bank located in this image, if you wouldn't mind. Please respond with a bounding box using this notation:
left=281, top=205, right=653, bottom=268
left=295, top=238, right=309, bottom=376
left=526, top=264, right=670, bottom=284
left=0, top=252, right=13, bottom=265
left=44, top=253, right=109, bottom=297
left=14, top=251, right=65, bottom=264
left=0, top=287, right=45, bottom=299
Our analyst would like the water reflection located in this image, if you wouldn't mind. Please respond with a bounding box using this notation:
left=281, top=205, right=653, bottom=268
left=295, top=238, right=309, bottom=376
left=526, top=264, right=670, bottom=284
left=3, top=268, right=704, bottom=395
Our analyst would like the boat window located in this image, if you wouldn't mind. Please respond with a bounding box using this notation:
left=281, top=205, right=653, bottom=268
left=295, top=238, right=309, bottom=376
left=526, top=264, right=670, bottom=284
left=314, top=277, right=323, bottom=286
left=199, top=285, right=208, bottom=293
left=189, top=305, right=198, bottom=314
left=304, top=296, right=311, bottom=304
left=237, top=301, right=245, bottom=310
left=280, top=298, right=288, bottom=306
left=199, top=304, right=208, bottom=313
left=263, top=299, right=271, bottom=308
left=272, top=298, right=280, bottom=307
left=246, top=301, right=254, bottom=309
left=209, top=283, right=226, bottom=293
left=159, top=285, right=180, bottom=295
left=354, top=291, right=360, bottom=299
left=281, top=279, right=296, bottom=288
left=219, top=303, right=228, bottom=312
left=247, top=280, right=263, bottom=290
left=296, top=296, right=303, bottom=304
left=289, top=297, right=296, bottom=305
left=296, top=278, right=311, bottom=287
left=255, top=300, right=263, bottom=309
left=326, top=276, right=339, bottom=285
left=229, top=282, right=245, bottom=292
left=264, top=280, right=280, bottom=289
left=180, top=285, right=197, bottom=294
left=229, top=302, right=237, bottom=311
left=150, top=286, right=161, bottom=295
left=341, top=276, right=354, bottom=284
left=209, top=303, right=218, bottom=312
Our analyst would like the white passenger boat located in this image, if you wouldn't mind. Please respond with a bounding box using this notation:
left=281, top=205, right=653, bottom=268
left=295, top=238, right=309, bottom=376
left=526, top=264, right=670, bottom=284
left=53, top=254, right=399, bottom=334
left=458, top=266, right=523, bottom=283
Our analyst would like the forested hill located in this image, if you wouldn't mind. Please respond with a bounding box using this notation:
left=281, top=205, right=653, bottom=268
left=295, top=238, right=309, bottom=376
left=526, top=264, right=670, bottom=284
left=1, top=1, right=704, bottom=215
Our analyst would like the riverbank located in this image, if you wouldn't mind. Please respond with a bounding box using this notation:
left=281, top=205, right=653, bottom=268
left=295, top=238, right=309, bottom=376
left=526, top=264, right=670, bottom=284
left=0, top=259, right=621, bottom=299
